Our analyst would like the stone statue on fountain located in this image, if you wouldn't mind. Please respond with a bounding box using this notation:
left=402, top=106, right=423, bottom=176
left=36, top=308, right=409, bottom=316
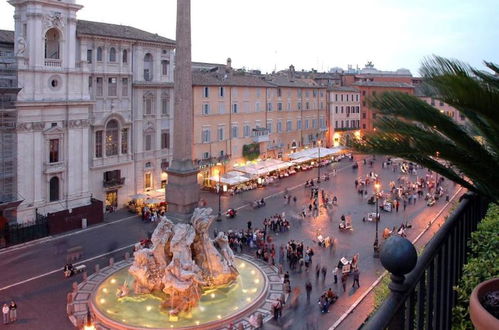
left=129, top=207, right=239, bottom=314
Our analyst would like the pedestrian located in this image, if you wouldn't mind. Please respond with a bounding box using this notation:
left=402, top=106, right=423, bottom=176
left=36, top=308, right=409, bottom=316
left=395, top=200, right=399, bottom=212
left=8, top=300, right=16, bottom=323
left=315, top=264, right=321, bottom=281
left=2, top=304, right=8, bottom=325
left=333, top=267, right=338, bottom=284
left=272, top=299, right=281, bottom=320
left=305, top=281, right=312, bottom=303
left=247, top=221, right=252, bottom=230
left=352, top=268, right=360, bottom=288
left=341, top=273, right=347, bottom=292
left=293, top=196, right=297, bottom=204
left=403, top=200, right=407, bottom=211
left=321, top=266, right=327, bottom=282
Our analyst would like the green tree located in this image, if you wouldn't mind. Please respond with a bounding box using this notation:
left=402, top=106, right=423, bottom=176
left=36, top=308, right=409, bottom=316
left=351, top=56, right=499, bottom=201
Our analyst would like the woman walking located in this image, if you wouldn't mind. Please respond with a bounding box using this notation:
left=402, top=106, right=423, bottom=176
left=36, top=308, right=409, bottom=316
left=9, top=300, right=17, bottom=323
left=2, top=304, right=9, bottom=325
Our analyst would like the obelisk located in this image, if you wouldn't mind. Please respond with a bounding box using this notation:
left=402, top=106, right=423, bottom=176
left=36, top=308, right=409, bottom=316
left=166, top=0, right=199, bottom=219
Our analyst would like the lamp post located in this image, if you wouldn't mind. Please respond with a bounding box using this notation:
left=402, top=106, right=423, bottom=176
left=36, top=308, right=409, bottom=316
left=83, top=307, right=95, bottom=330
left=435, top=151, right=440, bottom=187
left=373, top=182, right=381, bottom=258
left=216, top=176, right=222, bottom=222
left=317, top=140, right=321, bottom=183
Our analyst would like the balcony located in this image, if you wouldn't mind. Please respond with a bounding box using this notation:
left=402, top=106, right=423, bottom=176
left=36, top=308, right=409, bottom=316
left=103, top=177, right=125, bottom=188
left=44, top=59, right=62, bottom=67
left=253, top=135, right=270, bottom=143
left=334, top=127, right=356, bottom=132
left=44, top=162, right=65, bottom=174
left=252, top=127, right=270, bottom=143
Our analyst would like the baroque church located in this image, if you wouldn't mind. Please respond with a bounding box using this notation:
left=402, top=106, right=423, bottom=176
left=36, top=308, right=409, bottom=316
left=1, top=0, right=175, bottom=224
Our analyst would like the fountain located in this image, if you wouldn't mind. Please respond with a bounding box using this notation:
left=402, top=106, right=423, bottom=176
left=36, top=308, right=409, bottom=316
left=72, top=207, right=280, bottom=329
left=128, top=208, right=238, bottom=315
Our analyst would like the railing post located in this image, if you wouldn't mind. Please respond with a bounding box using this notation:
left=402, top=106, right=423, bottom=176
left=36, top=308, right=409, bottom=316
left=363, top=236, right=418, bottom=330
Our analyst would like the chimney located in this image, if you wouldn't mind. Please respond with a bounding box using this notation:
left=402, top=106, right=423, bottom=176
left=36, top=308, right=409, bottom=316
left=226, top=57, right=232, bottom=70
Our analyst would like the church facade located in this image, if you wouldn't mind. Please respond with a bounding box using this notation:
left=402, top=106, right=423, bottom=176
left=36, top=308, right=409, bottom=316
left=7, top=0, right=175, bottom=223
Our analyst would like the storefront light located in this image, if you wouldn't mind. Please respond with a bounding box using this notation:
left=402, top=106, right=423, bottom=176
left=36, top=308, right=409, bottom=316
left=223, top=185, right=228, bottom=192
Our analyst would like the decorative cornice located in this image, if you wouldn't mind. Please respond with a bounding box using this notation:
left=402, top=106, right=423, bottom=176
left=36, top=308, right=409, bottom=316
left=66, top=119, right=90, bottom=129
left=16, top=121, right=45, bottom=132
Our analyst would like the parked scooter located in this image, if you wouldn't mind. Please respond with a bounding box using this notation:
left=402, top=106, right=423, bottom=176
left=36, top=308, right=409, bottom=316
left=225, top=208, right=237, bottom=218
left=252, top=199, right=266, bottom=209
left=63, top=263, right=86, bottom=278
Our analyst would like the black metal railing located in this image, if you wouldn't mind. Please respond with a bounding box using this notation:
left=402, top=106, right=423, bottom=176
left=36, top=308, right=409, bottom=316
left=103, top=177, right=126, bottom=188
left=1, top=213, right=49, bottom=247
left=363, top=193, right=489, bottom=330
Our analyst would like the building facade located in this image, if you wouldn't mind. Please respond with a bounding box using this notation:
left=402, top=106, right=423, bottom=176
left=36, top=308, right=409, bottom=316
left=192, top=62, right=328, bottom=185
left=8, top=0, right=175, bottom=223
left=328, top=86, right=361, bottom=146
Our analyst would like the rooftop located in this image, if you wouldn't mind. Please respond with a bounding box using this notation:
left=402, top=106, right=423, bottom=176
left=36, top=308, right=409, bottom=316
left=192, top=70, right=274, bottom=88
left=265, top=74, right=322, bottom=88
left=328, top=86, right=360, bottom=92
left=0, top=21, right=175, bottom=45
left=353, top=81, right=414, bottom=88
left=77, top=20, right=175, bottom=45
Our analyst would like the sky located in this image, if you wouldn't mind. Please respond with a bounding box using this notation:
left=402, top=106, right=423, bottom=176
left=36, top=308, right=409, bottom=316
left=0, top=0, right=497, bottom=75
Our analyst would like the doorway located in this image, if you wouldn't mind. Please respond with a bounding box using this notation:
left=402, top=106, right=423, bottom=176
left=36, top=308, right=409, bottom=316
left=106, top=190, right=118, bottom=210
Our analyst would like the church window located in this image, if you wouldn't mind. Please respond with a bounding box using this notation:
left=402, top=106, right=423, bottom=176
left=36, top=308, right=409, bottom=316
left=109, top=47, right=116, bottom=62
left=105, top=120, right=119, bottom=156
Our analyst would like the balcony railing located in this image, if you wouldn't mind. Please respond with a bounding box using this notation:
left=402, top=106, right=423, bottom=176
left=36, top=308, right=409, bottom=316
left=103, top=177, right=126, bottom=188
left=253, top=134, right=270, bottom=143
left=362, top=193, right=489, bottom=330
left=45, top=59, right=62, bottom=67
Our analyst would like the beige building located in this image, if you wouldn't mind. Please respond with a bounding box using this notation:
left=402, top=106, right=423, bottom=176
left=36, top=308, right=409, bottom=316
left=328, top=86, right=361, bottom=146
left=415, top=86, right=467, bottom=126
left=192, top=62, right=328, bottom=185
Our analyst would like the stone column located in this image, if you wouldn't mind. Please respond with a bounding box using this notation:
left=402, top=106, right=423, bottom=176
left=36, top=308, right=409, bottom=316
left=166, top=0, right=199, bottom=219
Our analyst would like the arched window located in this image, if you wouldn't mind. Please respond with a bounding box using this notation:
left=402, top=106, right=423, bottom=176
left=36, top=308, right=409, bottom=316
left=122, top=49, right=128, bottom=64
left=97, top=47, right=103, bottom=61
left=109, top=47, right=116, bottom=62
left=144, top=53, right=153, bottom=81
left=45, top=28, right=60, bottom=59
left=49, top=176, right=60, bottom=202
left=105, top=119, right=119, bottom=156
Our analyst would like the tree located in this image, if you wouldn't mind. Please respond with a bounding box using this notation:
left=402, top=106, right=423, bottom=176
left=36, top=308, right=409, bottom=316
left=350, top=56, right=499, bottom=201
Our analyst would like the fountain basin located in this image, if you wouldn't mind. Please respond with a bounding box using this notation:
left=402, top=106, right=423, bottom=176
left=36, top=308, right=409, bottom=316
left=90, top=257, right=267, bottom=329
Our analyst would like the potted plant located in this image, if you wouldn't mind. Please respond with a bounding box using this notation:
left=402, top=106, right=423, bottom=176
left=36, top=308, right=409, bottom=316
left=469, top=278, right=499, bottom=330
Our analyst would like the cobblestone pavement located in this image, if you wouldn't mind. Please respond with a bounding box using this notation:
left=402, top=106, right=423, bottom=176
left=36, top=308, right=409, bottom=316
left=0, top=155, right=461, bottom=330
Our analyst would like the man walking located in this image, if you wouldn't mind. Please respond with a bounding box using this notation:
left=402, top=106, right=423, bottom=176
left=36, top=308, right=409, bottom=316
left=352, top=269, right=360, bottom=288
left=341, top=273, right=348, bottom=292
left=333, top=267, right=338, bottom=284
left=321, top=266, right=327, bottom=282
left=305, top=281, right=312, bottom=303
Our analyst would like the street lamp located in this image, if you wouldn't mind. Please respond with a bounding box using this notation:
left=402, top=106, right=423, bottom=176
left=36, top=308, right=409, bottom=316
left=216, top=176, right=222, bottom=222
left=373, top=182, right=381, bottom=258
left=83, top=307, right=95, bottom=330
left=317, top=140, right=321, bottom=183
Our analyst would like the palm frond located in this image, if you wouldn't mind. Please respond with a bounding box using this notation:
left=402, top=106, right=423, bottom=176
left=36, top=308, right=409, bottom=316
left=351, top=56, right=499, bottom=202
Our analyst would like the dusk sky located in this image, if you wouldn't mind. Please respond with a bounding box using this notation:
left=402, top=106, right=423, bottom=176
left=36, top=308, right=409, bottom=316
left=1, top=0, right=497, bottom=75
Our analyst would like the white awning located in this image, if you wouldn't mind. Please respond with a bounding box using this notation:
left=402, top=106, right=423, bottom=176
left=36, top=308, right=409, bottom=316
left=236, top=159, right=292, bottom=176
left=209, top=171, right=251, bottom=186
